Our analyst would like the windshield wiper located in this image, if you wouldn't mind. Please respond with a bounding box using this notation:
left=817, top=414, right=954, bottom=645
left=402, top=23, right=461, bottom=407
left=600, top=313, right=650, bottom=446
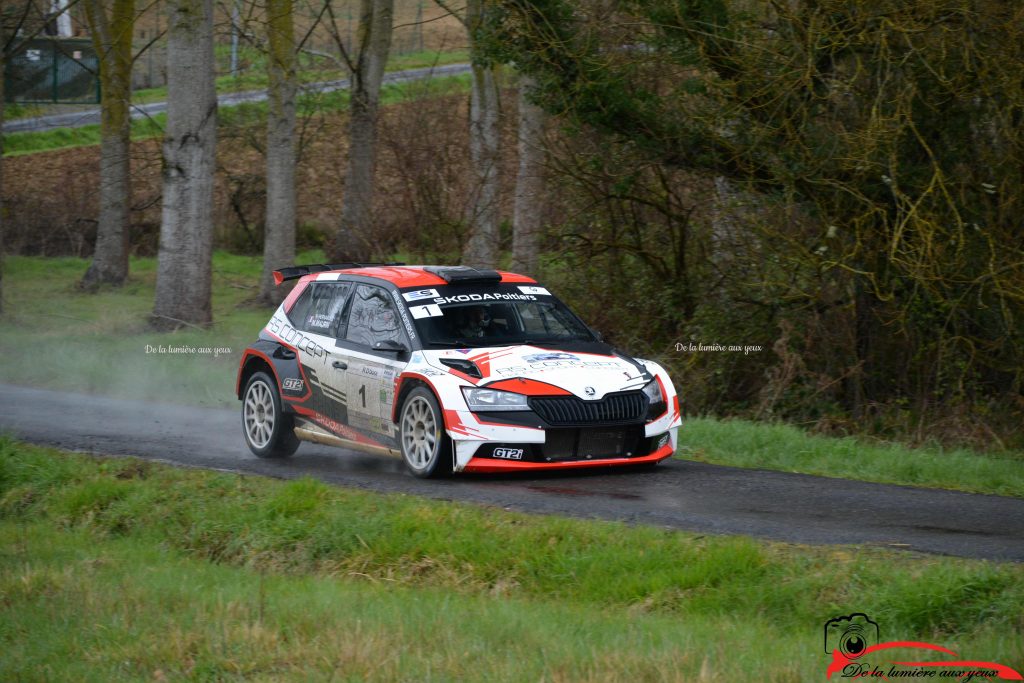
left=426, top=339, right=508, bottom=348
left=521, top=338, right=592, bottom=346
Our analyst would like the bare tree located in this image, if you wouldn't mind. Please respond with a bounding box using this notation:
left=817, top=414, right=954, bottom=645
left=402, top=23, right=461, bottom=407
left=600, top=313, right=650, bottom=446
left=258, top=0, right=296, bottom=305
left=80, top=0, right=136, bottom=288
left=152, top=0, right=217, bottom=330
left=511, top=74, right=545, bottom=275
left=460, top=0, right=500, bottom=268
left=0, top=45, right=5, bottom=315
left=327, top=0, right=394, bottom=262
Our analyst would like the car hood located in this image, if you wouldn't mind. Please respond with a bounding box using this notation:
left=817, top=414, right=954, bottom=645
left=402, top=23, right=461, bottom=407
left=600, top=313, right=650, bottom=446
left=420, top=344, right=652, bottom=399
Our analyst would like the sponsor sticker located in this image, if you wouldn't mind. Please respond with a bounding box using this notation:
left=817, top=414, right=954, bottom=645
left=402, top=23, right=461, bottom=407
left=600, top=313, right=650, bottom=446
left=317, top=273, right=341, bottom=281
left=518, top=286, right=550, bottom=296
left=266, top=317, right=327, bottom=359
left=523, top=352, right=579, bottom=363
left=433, top=292, right=538, bottom=304
left=493, top=447, right=524, bottom=460
left=390, top=290, right=417, bottom=339
left=306, top=314, right=332, bottom=329
left=403, top=288, right=440, bottom=302
left=410, top=303, right=443, bottom=319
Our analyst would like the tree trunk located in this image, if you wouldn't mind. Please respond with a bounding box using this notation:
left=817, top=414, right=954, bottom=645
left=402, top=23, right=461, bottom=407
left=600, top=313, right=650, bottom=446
left=258, top=0, right=296, bottom=305
left=152, top=0, right=217, bottom=330
left=461, top=0, right=500, bottom=268
left=511, top=75, right=545, bottom=275
left=331, top=0, right=394, bottom=262
left=81, top=0, right=136, bottom=289
left=0, top=50, right=5, bottom=315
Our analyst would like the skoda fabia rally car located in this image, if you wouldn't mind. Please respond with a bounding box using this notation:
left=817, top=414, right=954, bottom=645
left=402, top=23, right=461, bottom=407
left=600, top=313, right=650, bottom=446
left=236, top=264, right=682, bottom=477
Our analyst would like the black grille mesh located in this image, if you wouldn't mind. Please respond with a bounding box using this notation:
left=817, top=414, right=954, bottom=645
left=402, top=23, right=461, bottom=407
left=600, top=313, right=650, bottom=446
left=529, top=391, right=647, bottom=426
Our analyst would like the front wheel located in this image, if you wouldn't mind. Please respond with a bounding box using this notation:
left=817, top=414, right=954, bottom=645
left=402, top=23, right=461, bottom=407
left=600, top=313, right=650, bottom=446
left=399, top=387, right=452, bottom=478
left=242, top=371, right=300, bottom=458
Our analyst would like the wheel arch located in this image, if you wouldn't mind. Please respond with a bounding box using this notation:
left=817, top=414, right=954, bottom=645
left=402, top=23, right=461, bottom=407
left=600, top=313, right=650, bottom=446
left=237, top=351, right=279, bottom=400
left=393, top=374, right=446, bottom=428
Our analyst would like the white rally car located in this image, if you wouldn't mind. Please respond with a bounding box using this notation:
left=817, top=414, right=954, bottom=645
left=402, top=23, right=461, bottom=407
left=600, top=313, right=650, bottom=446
left=236, top=264, right=682, bottom=477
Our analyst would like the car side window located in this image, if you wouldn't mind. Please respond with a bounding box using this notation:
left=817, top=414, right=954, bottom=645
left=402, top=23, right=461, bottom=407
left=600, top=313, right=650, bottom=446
left=344, top=284, right=405, bottom=348
left=286, top=286, right=313, bottom=328
left=295, top=283, right=351, bottom=336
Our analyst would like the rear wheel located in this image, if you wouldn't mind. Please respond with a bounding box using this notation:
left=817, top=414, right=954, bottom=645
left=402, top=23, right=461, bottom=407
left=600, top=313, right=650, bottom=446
left=399, top=387, right=452, bottom=478
left=242, top=371, right=300, bottom=458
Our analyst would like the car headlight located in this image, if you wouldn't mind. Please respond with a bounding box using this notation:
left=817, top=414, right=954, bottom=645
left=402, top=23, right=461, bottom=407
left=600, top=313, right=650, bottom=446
left=642, top=378, right=667, bottom=420
left=461, top=387, right=530, bottom=411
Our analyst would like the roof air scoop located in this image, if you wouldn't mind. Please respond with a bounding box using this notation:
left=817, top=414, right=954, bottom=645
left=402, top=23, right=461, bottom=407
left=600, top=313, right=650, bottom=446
left=424, top=266, right=502, bottom=285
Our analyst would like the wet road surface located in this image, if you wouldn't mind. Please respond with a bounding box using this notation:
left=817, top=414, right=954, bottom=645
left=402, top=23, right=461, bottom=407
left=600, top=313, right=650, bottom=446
left=2, top=383, right=1022, bottom=562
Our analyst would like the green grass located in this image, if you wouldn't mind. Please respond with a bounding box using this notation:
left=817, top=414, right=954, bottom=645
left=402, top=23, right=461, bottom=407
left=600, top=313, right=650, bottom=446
left=1, top=252, right=1023, bottom=496
left=0, top=252, right=282, bottom=407
left=3, top=115, right=166, bottom=157
left=0, top=439, right=1021, bottom=681
left=4, top=72, right=471, bottom=156
left=677, top=418, right=1024, bottom=498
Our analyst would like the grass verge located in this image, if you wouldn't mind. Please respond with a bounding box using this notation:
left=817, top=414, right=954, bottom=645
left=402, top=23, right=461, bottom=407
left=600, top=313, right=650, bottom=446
left=677, top=418, right=1024, bottom=498
left=1, top=252, right=1023, bottom=497
left=0, top=252, right=278, bottom=408
left=0, top=439, right=1022, bottom=681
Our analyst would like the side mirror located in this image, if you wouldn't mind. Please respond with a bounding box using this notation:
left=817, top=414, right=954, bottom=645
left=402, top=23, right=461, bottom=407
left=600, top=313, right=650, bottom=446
left=372, top=339, right=409, bottom=353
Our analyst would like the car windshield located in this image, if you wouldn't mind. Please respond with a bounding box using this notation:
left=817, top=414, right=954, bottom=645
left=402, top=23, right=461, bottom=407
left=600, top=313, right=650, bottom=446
left=400, top=284, right=597, bottom=348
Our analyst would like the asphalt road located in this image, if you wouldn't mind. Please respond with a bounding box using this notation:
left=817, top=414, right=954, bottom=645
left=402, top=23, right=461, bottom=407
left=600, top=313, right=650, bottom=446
left=2, top=63, right=471, bottom=134
left=2, top=382, right=1022, bottom=562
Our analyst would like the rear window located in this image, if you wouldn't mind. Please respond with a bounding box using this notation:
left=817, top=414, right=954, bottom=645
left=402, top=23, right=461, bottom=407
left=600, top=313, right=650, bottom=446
left=287, top=282, right=351, bottom=337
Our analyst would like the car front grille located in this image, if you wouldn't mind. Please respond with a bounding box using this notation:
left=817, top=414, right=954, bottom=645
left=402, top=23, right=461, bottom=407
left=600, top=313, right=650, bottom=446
left=529, top=391, right=647, bottom=426
left=540, top=426, right=644, bottom=460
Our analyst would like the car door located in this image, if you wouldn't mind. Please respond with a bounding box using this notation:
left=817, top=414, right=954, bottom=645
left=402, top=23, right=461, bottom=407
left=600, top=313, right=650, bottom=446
left=288, top=280, right=352, bottom=426
left=336, top=283, right=409, bottom=444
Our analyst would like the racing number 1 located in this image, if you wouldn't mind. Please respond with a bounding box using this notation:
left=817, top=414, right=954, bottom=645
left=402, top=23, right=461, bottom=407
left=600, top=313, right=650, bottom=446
left=358, top=384, right=366, bottom=408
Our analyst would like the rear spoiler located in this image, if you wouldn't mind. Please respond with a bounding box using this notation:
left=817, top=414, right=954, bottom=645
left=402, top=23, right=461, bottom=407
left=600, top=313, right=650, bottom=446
left=272, top=262, right=404, bottom=285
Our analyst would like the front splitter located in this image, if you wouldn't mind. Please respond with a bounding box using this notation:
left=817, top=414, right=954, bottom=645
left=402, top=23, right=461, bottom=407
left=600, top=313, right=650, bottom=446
left=460, top=443, right=673, bottom=473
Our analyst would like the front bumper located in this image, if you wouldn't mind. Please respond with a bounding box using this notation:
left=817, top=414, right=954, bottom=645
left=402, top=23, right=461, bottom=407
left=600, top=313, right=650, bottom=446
left=461, top=441, right=674, bottom=473
left=446, top=405, right=680, bottom=471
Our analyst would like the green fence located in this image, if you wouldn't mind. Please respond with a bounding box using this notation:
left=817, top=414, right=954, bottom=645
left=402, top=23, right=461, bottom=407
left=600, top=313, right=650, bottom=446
left=4, top=37, right=99, bottom=104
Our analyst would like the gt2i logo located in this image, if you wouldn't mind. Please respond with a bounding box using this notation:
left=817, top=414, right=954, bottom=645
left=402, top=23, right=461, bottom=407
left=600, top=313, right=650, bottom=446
left=824, top=613, right=1022, bottom=681
left=282, top=377, right=304, bottom=392
left=492, top=447, right=524, bottom=460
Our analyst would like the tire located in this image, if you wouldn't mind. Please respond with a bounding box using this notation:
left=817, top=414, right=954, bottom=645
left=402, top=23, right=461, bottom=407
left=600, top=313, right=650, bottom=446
left=242, top=371, right=300, bottom=458
left=399, top=386, right=453, bottom=478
